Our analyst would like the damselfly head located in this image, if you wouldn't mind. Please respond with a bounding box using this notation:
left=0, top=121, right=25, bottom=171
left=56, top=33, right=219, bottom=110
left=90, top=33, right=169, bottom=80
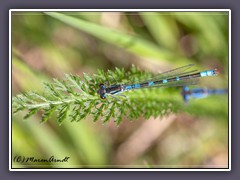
left=181, top=86, right=190, bottom=103
left=97, top=84, right=106, bottom=99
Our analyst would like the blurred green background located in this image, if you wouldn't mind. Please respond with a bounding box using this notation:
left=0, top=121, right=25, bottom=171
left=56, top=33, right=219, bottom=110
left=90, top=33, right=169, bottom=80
left=11, top=11, right=229, bottom=168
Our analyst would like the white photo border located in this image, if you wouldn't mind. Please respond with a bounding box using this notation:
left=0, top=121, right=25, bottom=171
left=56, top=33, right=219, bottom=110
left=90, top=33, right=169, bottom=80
left=9, top=9, right=231, bottom=171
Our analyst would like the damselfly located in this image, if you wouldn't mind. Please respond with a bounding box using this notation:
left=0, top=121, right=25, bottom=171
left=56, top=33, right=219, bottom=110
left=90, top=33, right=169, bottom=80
left=181, top=86, right=228, bottom=103
left=97, top=64, right=218, bottom=99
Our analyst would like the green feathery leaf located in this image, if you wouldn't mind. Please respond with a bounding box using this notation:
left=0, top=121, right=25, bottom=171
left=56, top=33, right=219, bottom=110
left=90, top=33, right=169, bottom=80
left=12, top=65, right=191, bottom=125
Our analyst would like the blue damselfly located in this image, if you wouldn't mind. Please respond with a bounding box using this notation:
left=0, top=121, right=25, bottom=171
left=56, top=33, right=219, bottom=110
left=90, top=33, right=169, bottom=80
left=181, top=86, right=228, bottom=103
left=97, top=64, right=218, bottom=99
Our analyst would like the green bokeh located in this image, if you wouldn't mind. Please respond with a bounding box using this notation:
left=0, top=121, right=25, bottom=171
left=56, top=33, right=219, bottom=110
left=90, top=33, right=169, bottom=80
left=11, top=11, right=229, bottom=168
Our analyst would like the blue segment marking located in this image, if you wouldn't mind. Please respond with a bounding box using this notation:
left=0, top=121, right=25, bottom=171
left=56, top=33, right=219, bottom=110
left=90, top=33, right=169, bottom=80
left=185, top=86, right=189, bottom=91
left=192, top=91, right=207, bottom=98
left=200, top=70, right=215, bottom=77
left=125, top=85, right=132, bottom=90
left=134, top=84, right=140, bottom=88
left=176, top=76, right=180, bottom=81
left=163, top=79, right=168, bottom=83
left=185, top=94, right=190, bottom=102
left=125, top=84, right=140, bottom=90
left=148, top=81, right=154, bottom=86
left=200, top=71, right=207, bottom=77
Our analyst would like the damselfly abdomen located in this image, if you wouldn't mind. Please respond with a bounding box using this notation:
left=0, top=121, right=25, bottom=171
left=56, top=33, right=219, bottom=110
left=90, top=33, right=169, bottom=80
left=97, top=64, right=218, bottom=99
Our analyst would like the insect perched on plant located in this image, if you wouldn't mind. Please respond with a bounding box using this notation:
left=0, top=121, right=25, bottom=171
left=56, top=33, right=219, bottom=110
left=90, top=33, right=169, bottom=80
left=97, top=64, right=218, bottom=100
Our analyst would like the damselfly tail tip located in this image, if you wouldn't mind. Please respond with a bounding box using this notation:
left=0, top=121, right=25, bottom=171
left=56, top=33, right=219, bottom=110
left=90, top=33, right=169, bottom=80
left=214, top=68, right=219, bottom=75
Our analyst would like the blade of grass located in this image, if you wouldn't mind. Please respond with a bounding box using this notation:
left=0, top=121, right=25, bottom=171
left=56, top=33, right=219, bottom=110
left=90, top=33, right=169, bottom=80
left=12, top=56, right=50, bottom=93
left=63, top=121, right=108, bottom=166
left=45, top=12, right=193, bottom=64
left=140, top=12, right=180, bottom=50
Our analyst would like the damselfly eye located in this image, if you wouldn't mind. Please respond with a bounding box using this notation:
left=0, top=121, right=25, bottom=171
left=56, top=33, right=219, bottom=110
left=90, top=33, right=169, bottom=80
left=100, top=95, right=106, bottom=99
left=97, top=84, right=106, bottom=99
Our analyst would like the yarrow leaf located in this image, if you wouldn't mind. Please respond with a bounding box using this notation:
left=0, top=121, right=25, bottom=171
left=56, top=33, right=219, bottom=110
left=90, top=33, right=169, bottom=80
left=12, top=66, right=182, bottom=125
